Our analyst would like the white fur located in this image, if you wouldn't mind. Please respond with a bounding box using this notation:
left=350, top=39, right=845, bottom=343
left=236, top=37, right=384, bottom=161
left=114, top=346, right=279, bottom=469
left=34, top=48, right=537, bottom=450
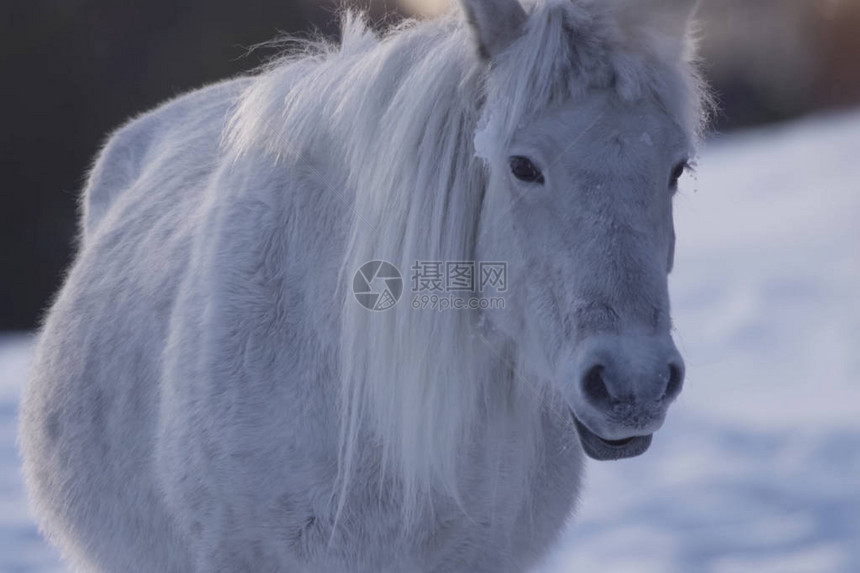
left=19, top=1, right=706, bottom=572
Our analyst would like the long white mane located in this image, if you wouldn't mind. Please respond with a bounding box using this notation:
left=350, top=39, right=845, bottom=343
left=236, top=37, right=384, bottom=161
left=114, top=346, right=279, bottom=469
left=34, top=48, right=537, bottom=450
left=226, top=0, right=707, bottom=520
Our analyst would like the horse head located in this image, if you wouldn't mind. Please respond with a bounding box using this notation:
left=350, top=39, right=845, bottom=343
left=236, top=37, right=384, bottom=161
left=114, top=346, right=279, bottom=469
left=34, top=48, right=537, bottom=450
left=468, top=0, right=703, bottom=460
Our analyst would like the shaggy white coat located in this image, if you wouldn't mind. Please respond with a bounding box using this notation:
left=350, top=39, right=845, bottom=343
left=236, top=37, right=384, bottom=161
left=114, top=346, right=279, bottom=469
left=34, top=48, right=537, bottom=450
left=20, top=1, right=706, bottom=571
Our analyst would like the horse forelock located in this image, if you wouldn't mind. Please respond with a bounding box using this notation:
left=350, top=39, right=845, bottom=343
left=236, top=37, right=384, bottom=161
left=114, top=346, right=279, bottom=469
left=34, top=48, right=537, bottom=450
left=222, top=0, right=707, bottom=525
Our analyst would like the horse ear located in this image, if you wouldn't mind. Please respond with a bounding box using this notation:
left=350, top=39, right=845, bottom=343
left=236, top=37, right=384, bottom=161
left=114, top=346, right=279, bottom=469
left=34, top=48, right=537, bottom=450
left=459, top=0, right=528, bottom=60
left=614, top=0, right=700, bottom=47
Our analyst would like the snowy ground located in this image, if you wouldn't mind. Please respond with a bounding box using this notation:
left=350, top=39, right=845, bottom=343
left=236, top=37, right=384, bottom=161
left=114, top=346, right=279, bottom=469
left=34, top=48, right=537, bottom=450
left=2, top=110, right=859, bottom=572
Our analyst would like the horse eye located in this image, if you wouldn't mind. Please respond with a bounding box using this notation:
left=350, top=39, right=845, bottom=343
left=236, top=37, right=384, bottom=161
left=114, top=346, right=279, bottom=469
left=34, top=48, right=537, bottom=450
left=509, top=156, right=545, bottom=184
left=670, top=161, right=688, bottom=189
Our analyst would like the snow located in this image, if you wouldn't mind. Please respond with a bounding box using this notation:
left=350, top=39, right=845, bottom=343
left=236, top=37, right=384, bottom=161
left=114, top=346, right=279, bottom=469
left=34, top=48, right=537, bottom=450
left=0, top=334, right=66, bottom=573
left=2, top=110, right=859, bottom=572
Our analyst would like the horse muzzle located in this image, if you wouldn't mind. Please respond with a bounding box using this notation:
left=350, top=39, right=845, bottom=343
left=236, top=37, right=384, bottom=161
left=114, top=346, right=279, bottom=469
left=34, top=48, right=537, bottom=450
left=566, top=333, right=684, bottom=461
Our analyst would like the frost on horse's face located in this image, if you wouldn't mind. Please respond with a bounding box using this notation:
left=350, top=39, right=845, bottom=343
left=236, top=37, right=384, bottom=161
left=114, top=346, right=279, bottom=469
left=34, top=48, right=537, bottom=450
left=475, top=73, right=691, bottom=462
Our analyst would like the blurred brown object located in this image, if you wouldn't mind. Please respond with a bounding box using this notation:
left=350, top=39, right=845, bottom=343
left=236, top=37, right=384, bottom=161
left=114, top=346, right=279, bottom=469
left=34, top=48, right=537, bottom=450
left=697, top=0, right=819, bottom=128
left=698, top=0, right=860, bottom=129
left=398, top=0, right=447, bottom=16
left=660, top=0, right=860, bottom=130
left=817, top=0, right=860, bottom=108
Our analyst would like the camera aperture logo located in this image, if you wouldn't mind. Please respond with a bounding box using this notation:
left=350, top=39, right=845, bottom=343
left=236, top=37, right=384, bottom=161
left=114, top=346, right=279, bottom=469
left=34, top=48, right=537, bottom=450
left=352, top=261, right=404, bottom=311
left=353, top=260, right=507, bottom=312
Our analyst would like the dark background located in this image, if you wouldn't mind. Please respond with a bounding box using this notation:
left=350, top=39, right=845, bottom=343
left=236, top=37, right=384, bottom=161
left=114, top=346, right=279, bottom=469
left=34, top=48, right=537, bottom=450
left=2, top=0, right=859, bottom=331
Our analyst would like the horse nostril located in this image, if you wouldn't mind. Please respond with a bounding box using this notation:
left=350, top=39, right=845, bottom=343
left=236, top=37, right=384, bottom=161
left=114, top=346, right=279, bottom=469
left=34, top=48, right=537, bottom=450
left=663, top=363, right=684, bottom=401
left=583, top=365, right=611, bottom=406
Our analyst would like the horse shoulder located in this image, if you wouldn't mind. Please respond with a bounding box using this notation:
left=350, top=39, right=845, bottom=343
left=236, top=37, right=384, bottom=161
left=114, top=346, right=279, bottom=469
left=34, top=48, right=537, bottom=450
left=81, top=79, right=249, bottom=240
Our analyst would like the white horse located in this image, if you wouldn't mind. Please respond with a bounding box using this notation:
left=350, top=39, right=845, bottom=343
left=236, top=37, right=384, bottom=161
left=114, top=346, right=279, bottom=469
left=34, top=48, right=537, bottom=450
left=20, top=0, right=707, bottom=571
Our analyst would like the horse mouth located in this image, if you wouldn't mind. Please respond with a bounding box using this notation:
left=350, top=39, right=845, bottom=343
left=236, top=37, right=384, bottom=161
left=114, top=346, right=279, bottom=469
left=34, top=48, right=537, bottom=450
left=571, top=414, right=653, bottom=461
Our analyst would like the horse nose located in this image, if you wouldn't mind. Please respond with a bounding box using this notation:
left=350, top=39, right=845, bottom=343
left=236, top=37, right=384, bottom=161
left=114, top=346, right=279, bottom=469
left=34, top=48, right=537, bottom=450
left=581, top=359, right=684, bottom=406
left=574, top=335, right=684, bottom=433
